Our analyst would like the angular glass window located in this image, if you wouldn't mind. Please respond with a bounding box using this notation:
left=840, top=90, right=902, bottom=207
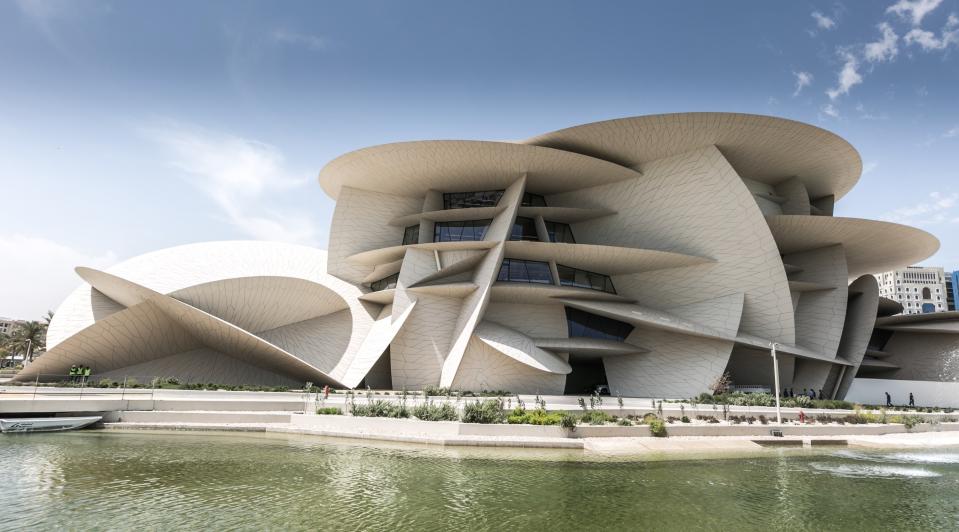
left=402, top=225, right=420, bottom=245
left=443, top=190, right=504, bottom=210
left=565, top=307, right=634, bottom=342
left=510, top=216, right=539, bottom=241
left=521, top=192, right=547, bottom=207
left=557, top=264, right=615, bottom=294
left=368, top=273, right=399, bottom=292
left=544, top=221, right=575, bottom=243
left=433, top=219, right=492, bottom=242
left=496, top=258, right=553, bottom=284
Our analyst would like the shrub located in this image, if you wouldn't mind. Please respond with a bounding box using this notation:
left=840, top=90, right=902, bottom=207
left=423, top=385, right=451, bottom=397
left=758, top=414, right=768, bottom=425
left=617, top=418, right=633, bottom=426
left=560, top=413, right=578, bottom=431
left=580, top=411, right=615, bottom=425
left=98, top=378, right=114, bottom=388
left=351, top=399, right=410, bottom=418
left=507, top=407, right=565, bottom=425
left=412, top=401, right=459, bottom=422
left=681, top=416, right=690, bottom=423
left=317, top=407, right=342, bottom=415
left=462, top=399, right=505, bottom=424
left=648, top=417, right=668, bottom=437
left=899, top=415, right=924, bottom=429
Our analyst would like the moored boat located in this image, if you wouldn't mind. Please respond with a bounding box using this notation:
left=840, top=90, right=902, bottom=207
left=0, top=416, right=102, bottom=433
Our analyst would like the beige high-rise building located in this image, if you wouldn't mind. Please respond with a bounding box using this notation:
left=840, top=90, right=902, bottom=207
left=16, top=113, right=953, bottom=400
left=874, top=266, right=948, bottom=315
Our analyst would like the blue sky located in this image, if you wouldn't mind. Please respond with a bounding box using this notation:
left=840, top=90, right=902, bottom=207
left=1, top=0, right=958, bottom=318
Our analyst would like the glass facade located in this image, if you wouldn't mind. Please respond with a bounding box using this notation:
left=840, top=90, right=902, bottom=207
left=544, top=221, right=575, bottom=243
left=443, top=190, right=504, bottom=209
left=496, top=258, right=553, bottom=284
left=368, top=273, right=399, bottom=292
left=521, top=192, right=547, bottom=207
left=565, top=307, right=634, bottom=342
left=433, top=219, right=492, bottom=242
left=557, top=264, right=615, bottom=293
left=402, top=225, right=420, bottom=245
left=510, top=216, right=539, bottom=241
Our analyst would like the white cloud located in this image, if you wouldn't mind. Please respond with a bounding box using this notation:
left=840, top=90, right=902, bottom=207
left=812, top=11, right=836, bottom=30
left=826, top=52, right=862, bottom=100
left=0, top=235, right=116, bottom=318
left=864, top=23, right=899, bottom=62
left=944, top=125, right=959, bottom=138
left=792, top=71, right=813, bottom=96
left=882, top=191, right=959, bottom=225
left=886, top=0, right=943, bottom=26
left=903, top=14, right=959, bottom=51
left=143, top=121, right=319, bottom=246
left=862, top=161, right=879, bottom=174
left=271, top=29, right=327, bottom=51
left=821, top=103, right=840, bottom=117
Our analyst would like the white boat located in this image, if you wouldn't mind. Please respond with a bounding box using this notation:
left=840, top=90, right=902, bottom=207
left=0, top=416, right=102, bottom=433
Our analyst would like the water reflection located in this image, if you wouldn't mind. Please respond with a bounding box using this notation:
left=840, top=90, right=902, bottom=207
left=1, top=431, right=957, bottom=531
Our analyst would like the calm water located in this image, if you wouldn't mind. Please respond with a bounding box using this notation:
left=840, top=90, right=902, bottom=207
left=2, top=431, right=958, bottom=531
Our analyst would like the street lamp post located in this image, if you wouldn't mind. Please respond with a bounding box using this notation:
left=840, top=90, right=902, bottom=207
left=770, top=342, right=782, bottom=424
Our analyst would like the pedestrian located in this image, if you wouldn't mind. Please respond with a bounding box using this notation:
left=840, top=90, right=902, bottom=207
left=909, top=393, right=915, bottom=407
left=885, top=391, right=892, bottom=407
left=69, top=365, right=78, bottom=383
left=808, top=388, right=815, bottom=400
left=802, top=388, right=808, bottom=398
left=798, top=410, right=806, bottom=423
left=84, top=366, right=92, bottom=381
left=323, top=385, right=330, bottom=400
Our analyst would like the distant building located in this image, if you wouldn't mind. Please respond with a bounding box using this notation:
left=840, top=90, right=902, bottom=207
left=0, top=317, right=26, bottom=336
left=875, top=266, right=948, bottom=315
left=947, top=271, right=958, bottom=311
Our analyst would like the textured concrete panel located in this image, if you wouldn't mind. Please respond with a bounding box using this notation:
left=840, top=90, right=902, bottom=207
left=785, top=244, right=847, bottom=359
left=96, top=348, right=301, bottom=387
left=472, top=321, right=571, bottom=374
left=605, top=328, right=735, bottom=399
left=451, top=336, right=566, bottom=395
left=549, top=145, right=795, bottom=345
left=834, top=275, right=880, bottom=399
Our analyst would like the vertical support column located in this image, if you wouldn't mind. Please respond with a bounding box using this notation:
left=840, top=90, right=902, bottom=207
left=534, top=215, right=550, bottom=243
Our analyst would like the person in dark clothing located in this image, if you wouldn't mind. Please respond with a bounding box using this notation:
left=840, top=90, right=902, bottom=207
left=885, top=391, right=892, bottom=407
left=818, top=389, right=823, bottom=400
left=808, top=389, right=816, bottom=399
left=909, top=393, right=915, bottom=407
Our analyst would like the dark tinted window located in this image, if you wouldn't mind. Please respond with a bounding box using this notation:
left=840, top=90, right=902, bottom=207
left=544, top=221, right=575, bottom=243
left=497, top=259, right=553, bottom=284
left=566, top=307, right=634, bottom=341
left=557, top=264, right=615, bottom=294
left=368, top=273, right=399, bottom=292
left=510, top=217, right=539, bottom=241
left=443, top=190, right=504, bottom=209
left=433, top=219, right=492, bottom=242
left=402, top=225, right=420, bottom=245
left=521, top=192, right=547, bottom=207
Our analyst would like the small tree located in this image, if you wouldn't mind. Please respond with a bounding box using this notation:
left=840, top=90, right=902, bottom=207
left=709, top=371, right=733, bottom=395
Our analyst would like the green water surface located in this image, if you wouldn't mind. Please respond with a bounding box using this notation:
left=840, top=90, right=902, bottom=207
left=1, top=430, right=957, bottom=531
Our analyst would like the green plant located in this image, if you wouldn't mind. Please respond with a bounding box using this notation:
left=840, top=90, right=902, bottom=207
left=579, top=410, right=615, bottom=425
left=411, top=401, right=459, bottom=421
left=351, top=399, right=410, bottom=418
left=507, top=407, right=565, bottom=425
left=617, top=418, right=632, bottom=426
left=577, top=397, right=588, bottom=412
left=317, top=407, right=342, bottom=415
left=97, top=378, right=114, bottom=388
left=560, top=413, right=578, bottom=431
left=648, top=417, right=668, bottom=437
left=681, top=416, right=690, bottom=423
left=461, top=399, right=505, bottom=424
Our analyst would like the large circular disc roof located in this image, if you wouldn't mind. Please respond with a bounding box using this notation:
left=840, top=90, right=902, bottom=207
left=523, top=112, right=863, bottom=200
left=318, top=140, right=640, bottom=199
